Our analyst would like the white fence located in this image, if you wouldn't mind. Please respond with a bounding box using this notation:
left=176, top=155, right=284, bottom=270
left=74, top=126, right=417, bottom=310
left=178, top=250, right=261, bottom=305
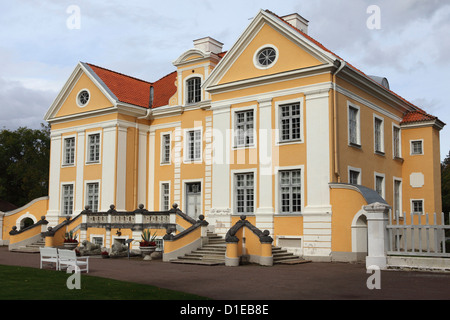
left=387, top=211, right=450, bottom=257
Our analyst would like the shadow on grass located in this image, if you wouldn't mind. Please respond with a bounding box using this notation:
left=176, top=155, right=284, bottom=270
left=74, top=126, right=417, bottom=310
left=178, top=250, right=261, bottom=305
left=0, top=265, right=209, bottom=300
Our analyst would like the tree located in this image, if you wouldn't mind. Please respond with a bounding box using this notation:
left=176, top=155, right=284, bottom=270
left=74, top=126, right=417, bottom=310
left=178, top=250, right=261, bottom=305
left=0, top=124, right=50, bottom=208
left=442, top=150, right=450, bottom=216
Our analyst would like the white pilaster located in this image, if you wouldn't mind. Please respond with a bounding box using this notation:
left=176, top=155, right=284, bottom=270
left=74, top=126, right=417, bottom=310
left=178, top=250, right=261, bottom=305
left=256, top=98, right=274, bottom=234
left=101, top=125, right=117, bottom=211
left=137, top=127, right=148, bottom=206
left=303, top=90, right=332, bottom=259
left=47, top=132, right=62, bottom=226
left=116, top=126, right=128, bottom=211
left=147, top=130, right=156, bottom=210
left=75, top=130, right=85, bottom=214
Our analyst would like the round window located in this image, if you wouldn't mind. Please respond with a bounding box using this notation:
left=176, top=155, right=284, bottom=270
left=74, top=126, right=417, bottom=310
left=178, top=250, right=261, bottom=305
left=77, top=90, right=90, bottom=107
left=257, top=47, right=277, bottom=67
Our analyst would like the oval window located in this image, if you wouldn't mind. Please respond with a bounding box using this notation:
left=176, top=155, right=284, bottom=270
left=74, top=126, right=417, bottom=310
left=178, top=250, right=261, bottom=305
left=257, top=47, right=277, bottom=67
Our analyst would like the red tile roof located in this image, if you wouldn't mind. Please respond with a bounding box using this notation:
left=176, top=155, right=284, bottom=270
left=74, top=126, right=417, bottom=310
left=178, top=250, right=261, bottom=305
left=87, top=63, right=153, bottom=108
left=151, top=71, right=177, bottom=108
left=400, top=110, right=437, bottom=124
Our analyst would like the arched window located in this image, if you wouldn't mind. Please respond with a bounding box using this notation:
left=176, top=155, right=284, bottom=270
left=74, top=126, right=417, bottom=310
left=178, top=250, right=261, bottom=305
left=186, top=77, right=201, bottom=104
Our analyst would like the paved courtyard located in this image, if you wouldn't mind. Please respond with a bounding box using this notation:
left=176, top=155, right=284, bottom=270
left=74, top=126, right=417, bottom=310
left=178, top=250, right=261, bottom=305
left=1, top=246, right=449, bottom=300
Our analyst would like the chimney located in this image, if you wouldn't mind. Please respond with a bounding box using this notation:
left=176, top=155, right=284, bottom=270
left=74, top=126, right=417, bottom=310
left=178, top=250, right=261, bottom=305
left=282, top=13, right=309, bottom=34
left=193, top=37, right=224, bottom=54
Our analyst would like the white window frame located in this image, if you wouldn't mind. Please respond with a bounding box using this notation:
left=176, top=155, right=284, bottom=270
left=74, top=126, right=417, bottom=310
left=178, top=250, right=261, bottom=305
left=348, top=166, right=362, bottom=185
left=374, top=172, right=385, bottom=199
left=232, top=105, right=257, bottom=149
left=86, top=131, right=101, bottom=164
left=182, top=179, right=203, bottom=217
left=253, top=44, right=279, bottom=70
left=76, top=88, right=91, bottom=108
left=392, top=124, right=402, bottom=159
left=275, top=165, right=304, bottom=215
left=184, top=74, right=203, bottom=105
left=90, top=234, right=104, bottom=246
left=183, top=127, right=203, bottom=163
left=373, top=114, right=385, bottom=154
left=62, top=135, right=76, bottom=166
left=393, top=177, right=403, bottom=218
left=61, top=183, right=75, bottom=216
left=85, top=180, right=100, bottom=212
left=160, top=131, right=172, bottom=165
left=231, top=168, right=257, bottom=215
left=347, top=102, right=361, bottom=147
left=410, top=199, right=425, bottom=215
left=160, top=181, right=171, bottom=211
left=275, top=98, right=303, bottom=145
left=410, top=139, right=424, bottom=155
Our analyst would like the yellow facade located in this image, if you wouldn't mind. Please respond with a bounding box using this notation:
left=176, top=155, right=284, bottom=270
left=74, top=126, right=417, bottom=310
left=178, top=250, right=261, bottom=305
left=1, top=10, right=444, bottom=264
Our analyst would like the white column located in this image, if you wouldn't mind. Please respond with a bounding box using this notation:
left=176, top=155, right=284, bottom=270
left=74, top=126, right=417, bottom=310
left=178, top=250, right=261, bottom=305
left=137, top=126, right=148, bottom=206
left=147, top=130, right=156, bottom=210
left=47, top=132, right=62, bottom=226
left=256, top=98, right=274, bottom=234
left=173, top=127, right=182, bottom=207
left=116, top=126, right=128, bottom=211
left=75, top=130, right=85, bottom=214
left=303, top=90, right=332, bottom=260
left=101, top=125, right=117, bottom=211
left=364, top=202, right=390, bottom=270
left=209, top=104, right=232, bottom=235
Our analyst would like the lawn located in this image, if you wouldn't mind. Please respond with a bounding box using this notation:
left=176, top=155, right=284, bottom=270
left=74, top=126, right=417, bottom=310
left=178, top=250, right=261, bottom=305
left=0, top=265, right=209, bottom=300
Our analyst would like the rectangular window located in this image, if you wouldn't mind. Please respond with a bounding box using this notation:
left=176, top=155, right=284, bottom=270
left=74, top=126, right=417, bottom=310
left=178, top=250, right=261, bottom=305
left=279, top=103, right=301, bottom=142
left=235, top=173, right=254, bottom=214
left=92, top=236, right=103, bottom=246
left=393, top=126, right=401, bottom=158
left=161, top=134, right=171, bottom=163
left=411, top=140, right=423, bottom=155
left=412, top=200, right=424, bottom=214
left=375, top=175, right=384, bottom=198
left=279, top=169, right=302, bottom=213
left=374, top=116, right=384, bottom=153
left=186, top=129, right=201, bottom=161
left=86, top=182, right=99, bottom=212
left=187, top=77, right=201, bottom=104
left=87, top=133, right=100, bottom=163
left=161, top=183, right=170, bottom=211
left=235, top=110, right=254, bottom=147
left=63, top=137, right=75, bottom=165
left=348, top=106, right=359, bottom=145
left=349, top=170, right=360, bottom=185
left=62, top=184, right=74, bottom=215
left=393, top=180, right=402, bottom=218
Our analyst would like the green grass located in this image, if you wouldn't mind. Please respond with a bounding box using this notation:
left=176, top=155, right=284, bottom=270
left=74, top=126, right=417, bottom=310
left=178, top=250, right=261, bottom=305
left=0, top=265, right=209, bottom=300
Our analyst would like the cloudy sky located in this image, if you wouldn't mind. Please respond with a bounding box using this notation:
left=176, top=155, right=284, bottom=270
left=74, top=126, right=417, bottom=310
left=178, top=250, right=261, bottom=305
left=1, top=0, right=449, bottom=160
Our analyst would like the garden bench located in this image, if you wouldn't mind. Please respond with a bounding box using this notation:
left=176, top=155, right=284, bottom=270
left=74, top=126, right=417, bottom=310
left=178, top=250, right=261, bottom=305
left=58, top=249, right=89, bottom=273
left=39, top=247, right=59, bottom=270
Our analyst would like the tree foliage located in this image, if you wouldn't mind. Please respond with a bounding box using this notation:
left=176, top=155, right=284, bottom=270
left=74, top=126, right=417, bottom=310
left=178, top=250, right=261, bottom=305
left=0, top=124, right=50, bottom=208
left=442, top=150, right=450, bottom=215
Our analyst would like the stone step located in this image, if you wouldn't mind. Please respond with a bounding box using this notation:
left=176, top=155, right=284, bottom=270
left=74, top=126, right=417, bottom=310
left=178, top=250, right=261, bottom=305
left=169, top=259, right=225, bottom=266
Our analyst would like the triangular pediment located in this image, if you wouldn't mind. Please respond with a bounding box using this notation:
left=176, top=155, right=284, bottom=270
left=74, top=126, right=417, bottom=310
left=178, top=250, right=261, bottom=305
left=204, top=10, right=337, bottom=91
left=44, top=62, right=118, bottom=122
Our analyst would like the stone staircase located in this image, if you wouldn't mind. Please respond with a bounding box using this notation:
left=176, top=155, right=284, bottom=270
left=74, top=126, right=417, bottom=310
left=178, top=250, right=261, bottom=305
left=170, top=232, right=310, bottom=266
left=10, top=238, right=45, bottom=253
left=170, top=232, right=226, bottom=266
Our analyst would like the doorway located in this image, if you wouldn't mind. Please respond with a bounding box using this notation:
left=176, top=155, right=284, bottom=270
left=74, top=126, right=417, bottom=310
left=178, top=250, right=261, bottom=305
left=185, top=182, right=201, bottom=220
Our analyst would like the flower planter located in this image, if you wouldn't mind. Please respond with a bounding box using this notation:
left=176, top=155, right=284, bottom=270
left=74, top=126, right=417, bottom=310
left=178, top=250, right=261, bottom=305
left=63, top=242, right=78, bottom=250
left=139, top=246, right=156, bottom=260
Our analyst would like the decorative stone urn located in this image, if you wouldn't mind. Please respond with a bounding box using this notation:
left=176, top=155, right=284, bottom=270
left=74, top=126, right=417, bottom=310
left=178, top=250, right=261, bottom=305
left=63, top=242, right=78, bottom=250
left=139, top=246, right=157, bottom=260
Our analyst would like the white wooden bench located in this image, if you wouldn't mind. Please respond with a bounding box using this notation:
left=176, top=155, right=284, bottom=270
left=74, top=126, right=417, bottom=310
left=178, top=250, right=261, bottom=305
left=58, top=249, right=89, bottom=273
left=40, top=247, right=59, bottom=270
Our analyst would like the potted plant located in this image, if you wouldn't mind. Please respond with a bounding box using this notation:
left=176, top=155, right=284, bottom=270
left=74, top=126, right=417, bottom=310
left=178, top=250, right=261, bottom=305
left=138, top=230, right=157, bottom=260
left=63, top=231, right=79, bottom=250
left=101, top=251, right=110, bottom=259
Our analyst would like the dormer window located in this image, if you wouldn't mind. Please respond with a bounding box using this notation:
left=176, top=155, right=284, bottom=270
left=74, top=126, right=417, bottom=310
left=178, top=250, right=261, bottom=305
left=186, top=77, right=201, bottom=104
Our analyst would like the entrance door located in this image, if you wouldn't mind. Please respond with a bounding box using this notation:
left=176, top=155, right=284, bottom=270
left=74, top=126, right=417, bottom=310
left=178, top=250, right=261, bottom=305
left=185, top=182, right=201, bottom=220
